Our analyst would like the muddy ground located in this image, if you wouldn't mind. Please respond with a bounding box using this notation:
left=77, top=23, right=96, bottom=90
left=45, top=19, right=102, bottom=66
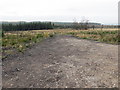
left=2, top=35, right=118, bottom=88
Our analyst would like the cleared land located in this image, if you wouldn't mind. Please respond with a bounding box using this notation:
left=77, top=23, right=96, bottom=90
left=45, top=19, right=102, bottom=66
left=2, top=30, right=118, bottom=88
left=2, top=29, right=119, bottom=59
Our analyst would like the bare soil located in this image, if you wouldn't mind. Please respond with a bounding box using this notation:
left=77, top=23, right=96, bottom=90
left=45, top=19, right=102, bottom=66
left=2, top=35, right=118, bottom=88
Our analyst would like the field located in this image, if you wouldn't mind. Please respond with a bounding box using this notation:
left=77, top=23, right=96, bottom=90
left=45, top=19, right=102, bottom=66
left=2, top=28, right=119, bottom=59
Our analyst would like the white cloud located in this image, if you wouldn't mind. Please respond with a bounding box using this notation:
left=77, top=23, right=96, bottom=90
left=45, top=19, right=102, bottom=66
left=0, top=0, right=119, bottom=24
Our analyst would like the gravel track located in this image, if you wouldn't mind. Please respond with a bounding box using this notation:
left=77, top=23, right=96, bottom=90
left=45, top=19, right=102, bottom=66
left=2, top=35, right=118, bottom=88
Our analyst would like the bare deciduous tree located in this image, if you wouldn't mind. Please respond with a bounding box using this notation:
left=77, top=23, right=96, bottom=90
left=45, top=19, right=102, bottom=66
left=73, top=17, right=89, bottom=30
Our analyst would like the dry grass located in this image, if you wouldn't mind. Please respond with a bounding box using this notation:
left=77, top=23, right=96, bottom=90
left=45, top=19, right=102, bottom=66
left=2, top=28, right=119, bottom=59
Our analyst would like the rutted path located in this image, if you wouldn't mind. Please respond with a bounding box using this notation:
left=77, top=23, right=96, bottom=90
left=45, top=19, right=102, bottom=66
left=2, top=35, right=118, bottom=88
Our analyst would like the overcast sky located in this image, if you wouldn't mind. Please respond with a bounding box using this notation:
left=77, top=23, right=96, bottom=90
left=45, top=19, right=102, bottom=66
left=0, top=0, right=119, bottom=24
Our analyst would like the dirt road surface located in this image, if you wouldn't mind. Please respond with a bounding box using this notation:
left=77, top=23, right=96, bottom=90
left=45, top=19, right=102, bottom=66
left=2, top=35, right=118, bottom=88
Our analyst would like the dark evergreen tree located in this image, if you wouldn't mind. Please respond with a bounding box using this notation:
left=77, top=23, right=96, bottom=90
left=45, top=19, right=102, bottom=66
left=2, top=22, right=54, bottom=31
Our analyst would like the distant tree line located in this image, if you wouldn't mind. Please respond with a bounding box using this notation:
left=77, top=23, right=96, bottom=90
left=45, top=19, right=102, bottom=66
left=2, top=21, right=118, bottom=31
left=2, top=22, right=54, bottom=31
left=72, top=22, right=118, bottom=30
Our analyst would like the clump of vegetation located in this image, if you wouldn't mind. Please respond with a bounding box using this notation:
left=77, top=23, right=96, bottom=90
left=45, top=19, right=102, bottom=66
left=2, top=31, right=4, bottom=37
left=68, top=30, right=119, bottom=44
left=67, top=32, right=77, bottom=36
left=17, top=44, right=26, bottom=52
